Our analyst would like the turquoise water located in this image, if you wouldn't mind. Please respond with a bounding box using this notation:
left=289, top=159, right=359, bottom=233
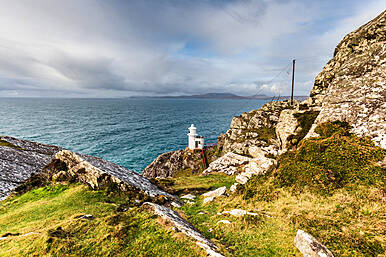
left=0, top=98, right=269, bottom=173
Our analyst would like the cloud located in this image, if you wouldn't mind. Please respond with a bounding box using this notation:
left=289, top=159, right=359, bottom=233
left=0, top=0, right=385, bottom=97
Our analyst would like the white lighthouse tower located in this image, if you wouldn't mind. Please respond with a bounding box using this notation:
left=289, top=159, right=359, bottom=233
left=188, top=124, right=204, bottom=150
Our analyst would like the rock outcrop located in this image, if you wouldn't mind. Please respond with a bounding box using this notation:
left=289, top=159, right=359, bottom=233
left=143, top=146, right=219, bottom=179
left=0, top=136, right=174, bottom=201
left=144, top=202, right=224, bottom=257
left=276, top=109, right=300, bottom=151
left=307, top=10, right=386, bottom=148
left=202, top=186, right=227, bottom=204
left=235, top=151, right=276, bottom=184
left=48, top=150, right=175, bottom=200
left=294, top=230, right=334, bottom=257
left=0, top=136, right=61, bottom=200
left=217, top=100, right=297, bottom=156
left=203, top=152, right=251, bottom=175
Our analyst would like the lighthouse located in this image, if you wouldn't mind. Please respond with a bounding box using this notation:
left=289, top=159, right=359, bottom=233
left=187, top=124, right=204, bottom=150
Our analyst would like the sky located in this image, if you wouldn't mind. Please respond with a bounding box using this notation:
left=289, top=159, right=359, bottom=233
left=0, top=0, right=385, bottom=98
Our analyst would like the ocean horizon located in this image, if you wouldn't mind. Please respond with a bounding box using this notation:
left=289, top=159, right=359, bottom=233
left=0, top=97, right=270, bottom=173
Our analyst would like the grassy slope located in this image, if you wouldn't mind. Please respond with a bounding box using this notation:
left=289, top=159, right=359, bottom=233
left=0, top=184, right=204, bottom=257
left=165, top=122, right=385, bottom=257
left=1, top=122, right=384, bottom=256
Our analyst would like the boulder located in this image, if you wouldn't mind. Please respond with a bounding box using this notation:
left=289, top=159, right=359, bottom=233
left=276, top=109, right=299, bottom=151
left=229, top=183, right=238, bottom=193
left=144, top=202, right=223, bottom=257
left=202, top=186, right=227, bottom=204
left=181, top=194, right=196, bottom=200
left=202, top=186, right=227, bottom=198
left=203, top=152, right=251, bottom=175
left=216, top=220, right=231, bottom=225
left=52, top=150, right=175, bottom=200
left=294, top=230, right=334, bottom=257
left=142, top=150, right=185, bottom=178
left=221, top=209, right=258, bottom=217
left=143, top=146, right=220, bottom=179
left=236, top=155, right=276, bottom=184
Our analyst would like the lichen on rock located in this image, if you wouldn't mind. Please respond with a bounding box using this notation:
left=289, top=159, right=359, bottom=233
left=307, top=10, right=386, bottom=148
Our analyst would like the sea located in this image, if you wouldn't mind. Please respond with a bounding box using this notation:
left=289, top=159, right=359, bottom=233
left=0, top=98, right=270, bottom=173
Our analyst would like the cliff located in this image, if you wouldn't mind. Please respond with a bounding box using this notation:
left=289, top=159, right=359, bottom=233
left=307, top=10, right=386, bottom=148
left=1, top=10, right=385, bottom=257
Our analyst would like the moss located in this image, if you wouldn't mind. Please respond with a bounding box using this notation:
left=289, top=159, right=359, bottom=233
left=276, top=121, right=385, bottom=195
left=237, top=173, right=280, bottom=202
left=236, top=126, right=276, bottom=145
left=298, top=103, right=309, bottom=110
left=0, top=139, right=22, bottom=150
left=287, top=110, right=320, bottom=146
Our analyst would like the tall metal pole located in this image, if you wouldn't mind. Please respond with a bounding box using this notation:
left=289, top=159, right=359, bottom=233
left=291, top=59, right=295, bottom=105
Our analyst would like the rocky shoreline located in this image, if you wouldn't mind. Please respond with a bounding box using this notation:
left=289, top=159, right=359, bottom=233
left=0, top=10, right=385, bottom=257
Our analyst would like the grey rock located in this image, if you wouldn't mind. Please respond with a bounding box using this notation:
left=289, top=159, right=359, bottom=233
left=203, top=152, right=251, bottom=175
left=0, top=136, right=175, bottom=202
left=216, top=220, right=231, bottom=224
left=276, top=109, right=299, bottom=152
left=294, top=230, right=334, bottom=257
left=202, top=186, right=227, bottom=204
left=235, top=153, right=276, bottom=184
left=307, top=11, right=386, bottom=148
left=181, top=194, right=196, bottom=200
left=143, top=146, right=220, bottom=179
left=144, top=202, right=223, bottom=257
left=53, top=150, right=175, bottom=199
left=0, top=136, right=62, bottom=200
left=229, top=183, right=239, bottom=193
left=217, top=100, right=297, bottom=156
left=202, top=186, right=227, bottom=198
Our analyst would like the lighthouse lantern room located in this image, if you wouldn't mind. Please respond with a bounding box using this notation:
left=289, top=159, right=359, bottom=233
left=187, top=124, right=204, bottom=150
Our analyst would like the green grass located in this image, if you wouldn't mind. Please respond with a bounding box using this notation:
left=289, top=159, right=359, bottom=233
left=232, top=121, right=386, bottom=256
left=156, top=173, right=236, bottom=195
left=0, top=183, right=204, bottom=257
left=0, top=139, right=21, bottom=149
left=178, top=190, right=300, bottom=256
left=276, top=121, right=385, bottom=195
left=1, top=121, right=384, bottom=256
left=287, top=110, right=320, bottom=146
left=155, top=121, right=385, bottom=256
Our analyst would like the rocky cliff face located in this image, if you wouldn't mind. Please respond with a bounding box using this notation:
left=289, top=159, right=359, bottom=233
left=0, top=136, right=174, bottom=201
left=142, top=146, right=219, bottom=179
left=138, top=11, right=385, bottom=183
left=0, top=136, right=62, bottom=200
left=217, top=100, right=297, bottom=157
left=307, top=10, right=386, bottom=148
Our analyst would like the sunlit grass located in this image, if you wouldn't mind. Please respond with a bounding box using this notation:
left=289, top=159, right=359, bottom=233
left=0, top=184, right=204, bottom=257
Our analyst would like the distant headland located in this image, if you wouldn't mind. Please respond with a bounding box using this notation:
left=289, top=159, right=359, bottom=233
left=130, top=92, right=308, bottom=100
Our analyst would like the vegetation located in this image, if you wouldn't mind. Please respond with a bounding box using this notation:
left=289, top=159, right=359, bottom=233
left=277, top=121, right=385, bottom=195
left=287, top=110, right=319, bottom=146
left=155, top=173, right=236, bottom=195
left=0, top=183, right=204, bottom=257
left=1, top=121, right=384, bottom=256
left=233, top=121, right=385, bottom=256
left=0, top=139, right=21, bottom=149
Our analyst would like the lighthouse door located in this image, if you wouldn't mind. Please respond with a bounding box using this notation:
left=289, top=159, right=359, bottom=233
left=195, top=141, right=199, bottom=148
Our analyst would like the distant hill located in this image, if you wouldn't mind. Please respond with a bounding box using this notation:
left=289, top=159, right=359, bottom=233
left=130, top=93, right=307, bottom=100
